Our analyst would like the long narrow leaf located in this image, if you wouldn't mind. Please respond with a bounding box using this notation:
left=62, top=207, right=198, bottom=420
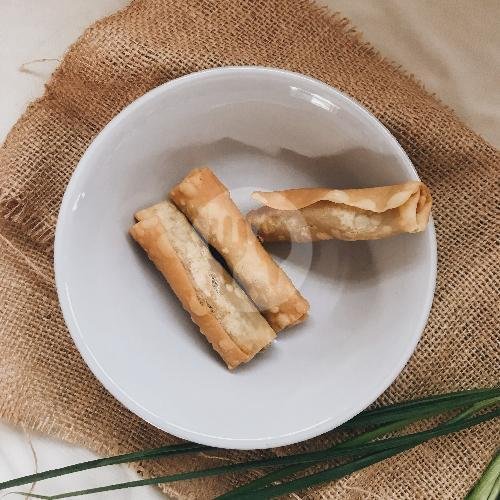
left=219, top=396, right=500, bottom=498
left=487, top=475, right=500, bottom=500
left=237, top=409, right=500, bottom=499
left=342, top=387, right=500, bottom=428
left=0, top=442, right=208, bottom=490
left=3, top=387, right=495, bottom=491
left=447, top=397, right=500, bottom=424
left=217, top=417, right=417, bottom=499
left=238, top=446, right=416, bottom=500
left=3, top=387, right=496, bottom=492
left=465, top=451, right=500, bottom=500
left=16, top=407, right=499, bottom=500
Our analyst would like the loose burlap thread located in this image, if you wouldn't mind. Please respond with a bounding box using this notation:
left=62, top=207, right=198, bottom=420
left=0, top=0, right=499, bottom=498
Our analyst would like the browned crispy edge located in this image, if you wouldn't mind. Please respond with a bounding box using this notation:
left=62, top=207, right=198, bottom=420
left=170, top=167, right=310, bottom=332
left=130, top=216, right=250, bottom=369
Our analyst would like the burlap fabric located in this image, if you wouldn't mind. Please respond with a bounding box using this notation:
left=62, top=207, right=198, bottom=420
left=0, top=0, right=498, bottom=498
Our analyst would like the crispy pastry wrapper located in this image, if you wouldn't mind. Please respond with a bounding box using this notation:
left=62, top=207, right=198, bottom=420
left=130, top=201, right=276, bottom=369
left=170, top=168, right=309, bottom=332
left=247, top=182, right=432, bottom=242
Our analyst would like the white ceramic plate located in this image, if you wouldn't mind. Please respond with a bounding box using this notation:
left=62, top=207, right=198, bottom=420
left=55, top=67, right=436, bottom=450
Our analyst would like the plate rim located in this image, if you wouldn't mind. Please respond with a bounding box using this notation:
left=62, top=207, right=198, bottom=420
left=54, top=66, right=437, bottom=449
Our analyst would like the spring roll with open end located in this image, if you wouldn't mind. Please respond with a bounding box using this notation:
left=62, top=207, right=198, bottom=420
left=247, top=182, right=432, bottom=242
left=130, top=201, right=276, bottom=369
left=170, top=168, right=309, bottom=332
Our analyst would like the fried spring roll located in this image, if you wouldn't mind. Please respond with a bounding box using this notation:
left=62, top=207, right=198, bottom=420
left=247, top=182, right=432, bottom=242
left=170, top=168, right=309, bottom=332
left=130, top=201, right=276, bottom=369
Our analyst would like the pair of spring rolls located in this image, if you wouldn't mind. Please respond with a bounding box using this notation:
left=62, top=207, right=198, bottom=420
left=130, top=169, right=309, bottom=369
left=247, top=182, right=432, bottom=242
left=170, top=168, right=309, bottom=332
left=130, top=201, right=276, bottom=369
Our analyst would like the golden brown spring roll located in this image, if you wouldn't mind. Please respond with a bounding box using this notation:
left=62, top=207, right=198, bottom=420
left=247, top=182, right=432, bottom=242
left=130, top=201, right=276, bottom=369
left=170, top=168, right=309, bottom=332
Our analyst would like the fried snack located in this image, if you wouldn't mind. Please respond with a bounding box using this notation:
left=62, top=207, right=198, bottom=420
left=247, top=182, right=432, bottom=242
left=170, top=168, right=309, bottom=332
left=130, top=201, right=276, bottom=369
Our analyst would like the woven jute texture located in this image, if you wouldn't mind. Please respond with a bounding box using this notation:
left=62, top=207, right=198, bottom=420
left=1, top=0, right=499, bottom=498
